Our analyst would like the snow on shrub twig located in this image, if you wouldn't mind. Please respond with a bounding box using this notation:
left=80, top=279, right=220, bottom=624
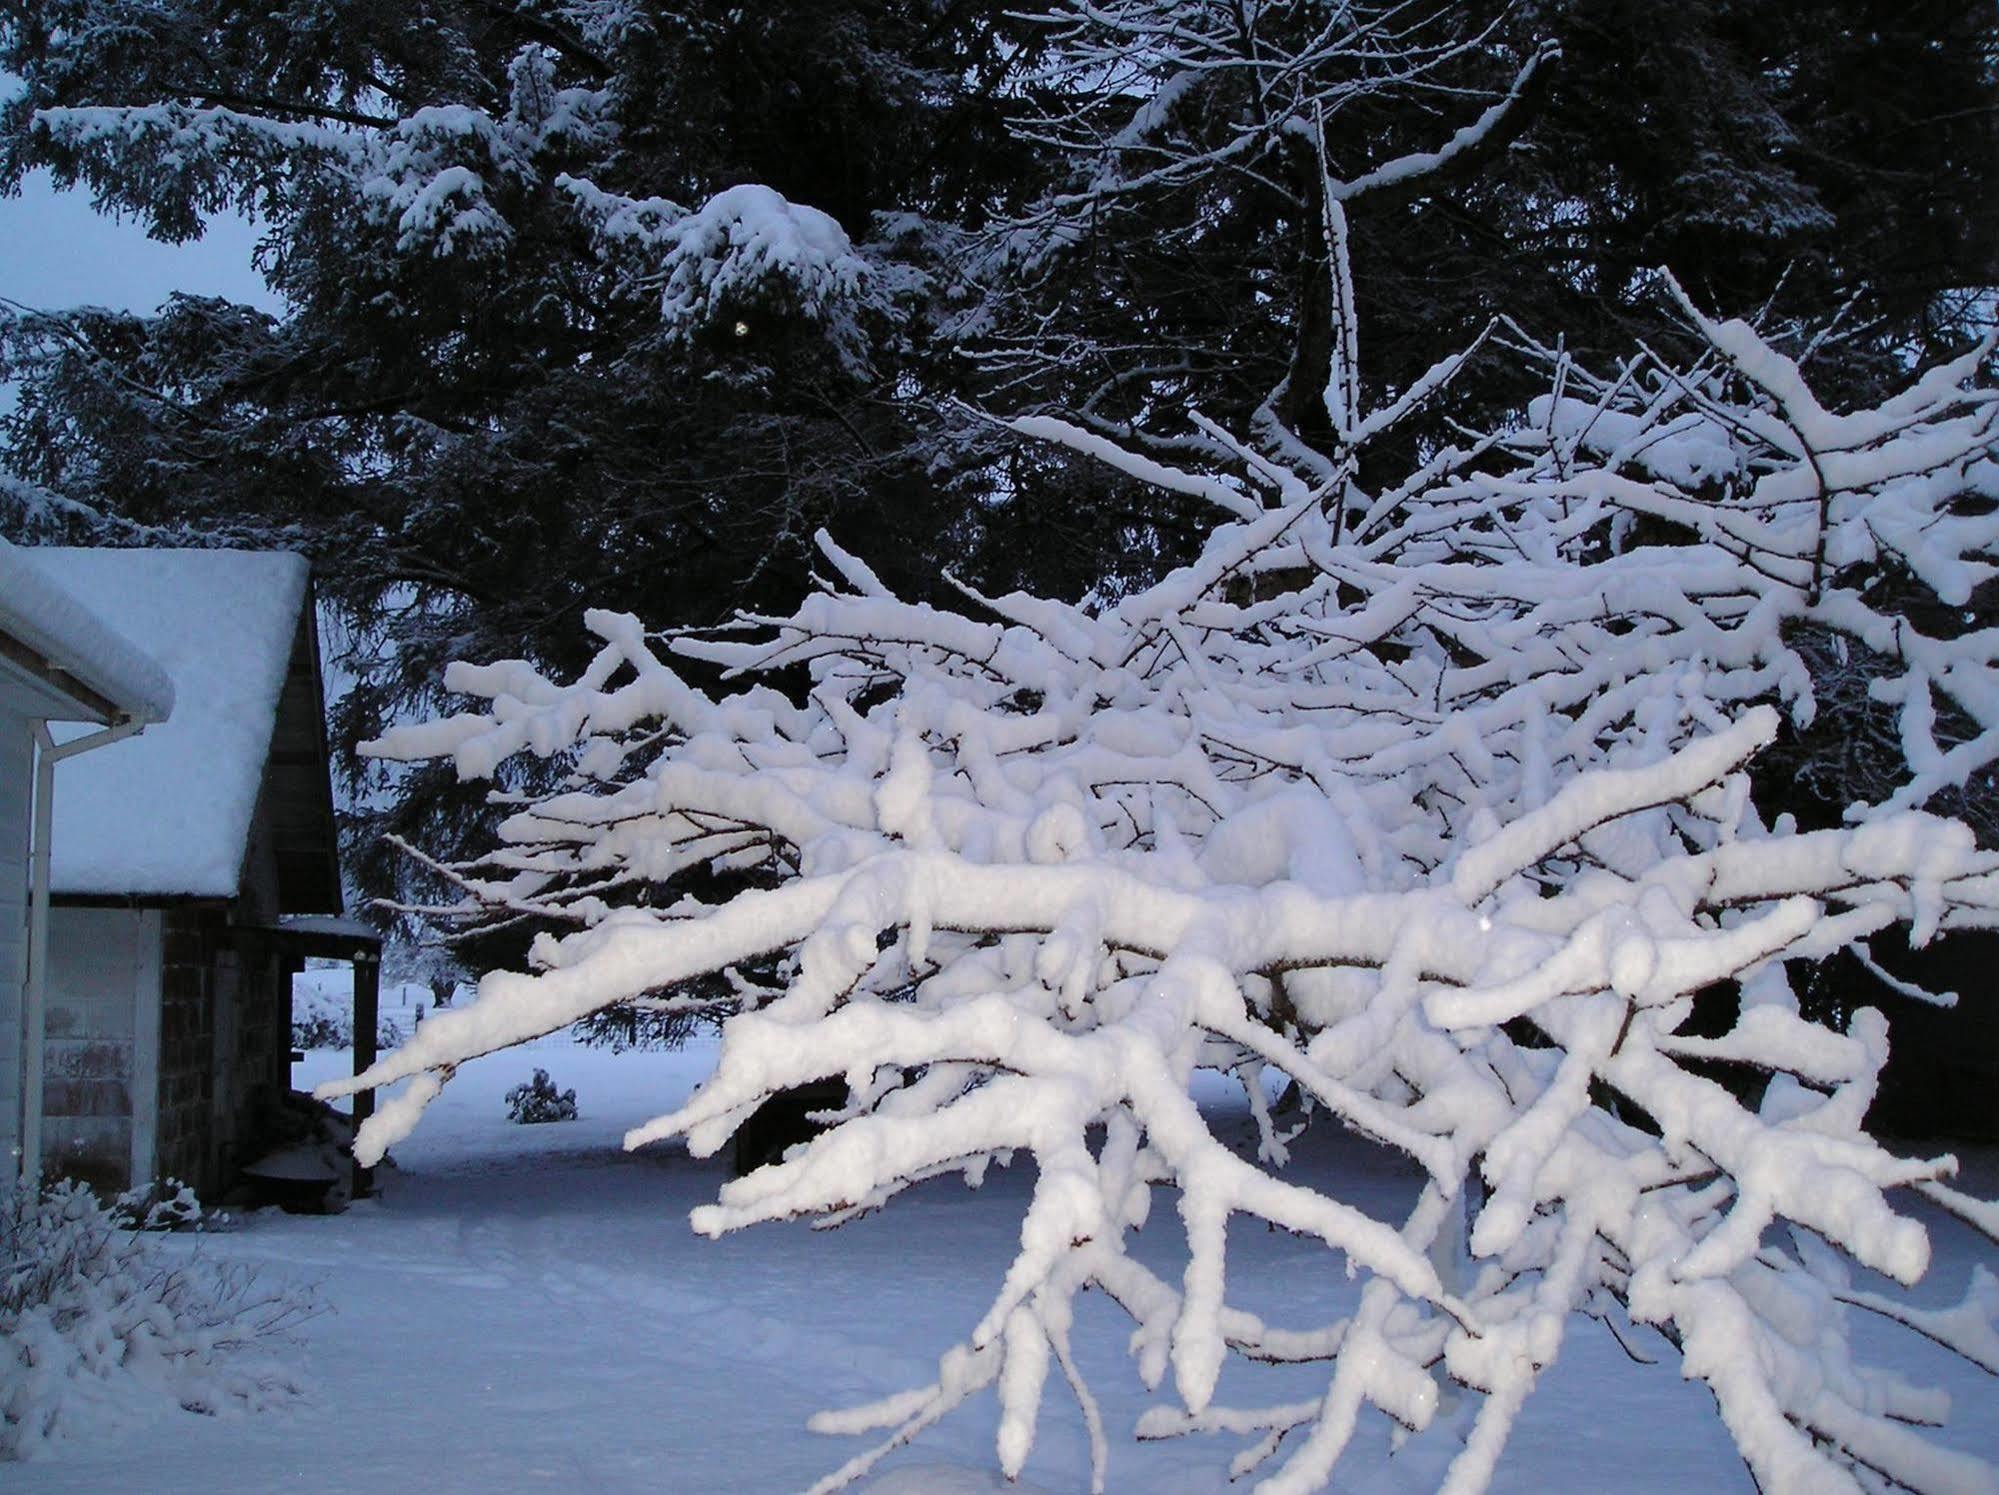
left=1, top=1180, right=313, bottom=1460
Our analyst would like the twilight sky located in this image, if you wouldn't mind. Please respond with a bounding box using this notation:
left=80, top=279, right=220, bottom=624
left=1, top=167, right=280, bottom=318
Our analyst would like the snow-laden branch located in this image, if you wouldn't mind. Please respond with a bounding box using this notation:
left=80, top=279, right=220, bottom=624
left=330, top=293, right=1999, bottom=1491
left=34, top=50, right=874, bottom=352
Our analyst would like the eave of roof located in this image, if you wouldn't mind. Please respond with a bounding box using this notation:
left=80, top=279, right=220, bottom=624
left=0, top=538, right=175, bottom=724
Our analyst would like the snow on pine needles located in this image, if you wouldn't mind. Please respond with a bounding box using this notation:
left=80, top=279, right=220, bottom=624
left=331, top=278, right=1999, bottom=1494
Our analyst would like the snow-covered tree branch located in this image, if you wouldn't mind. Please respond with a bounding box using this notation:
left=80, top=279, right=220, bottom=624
left=325, top=251, right=1999, bottom=1490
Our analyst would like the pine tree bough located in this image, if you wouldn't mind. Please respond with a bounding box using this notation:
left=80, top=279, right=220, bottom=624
left=325, top=268, right=1999, bottom=1490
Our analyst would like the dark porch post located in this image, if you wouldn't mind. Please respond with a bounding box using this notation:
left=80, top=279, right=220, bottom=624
left=351, top=947, right=380, bottom=1198
left=280, top=954, right=303, bottom=1077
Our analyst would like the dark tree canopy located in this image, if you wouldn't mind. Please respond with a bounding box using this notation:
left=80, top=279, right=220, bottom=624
left=1495, top=0, right=1999, bottom=388
left=971, top=0, right=1996, bottom=449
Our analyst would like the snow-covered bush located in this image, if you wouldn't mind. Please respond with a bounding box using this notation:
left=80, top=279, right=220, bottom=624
left=505, top=1069, right=578, bottom=1125
left=111, top=1179, right=203, bottom=1233
left=1, top=1179, right=311, bottom=1460
left=291, top=986, right=404, bottom=1053
left=328, top=242, right=1999, bottom=1491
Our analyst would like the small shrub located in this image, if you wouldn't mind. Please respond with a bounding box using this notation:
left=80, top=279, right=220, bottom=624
left=1, top=1179, right=313, bottom=1459
left=111, top=1179, right=204, bottom=1232
left=504, top=1069, right=578, bottom=1124
left=290, top=989, right=404, bottom=1052
left=289, top=1009, right=345, bottom=1050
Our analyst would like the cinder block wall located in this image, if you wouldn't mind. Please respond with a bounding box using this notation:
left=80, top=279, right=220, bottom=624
left=155, top=908, right=221, bottom=1195
left=155, top=908, right=289, bottom=1198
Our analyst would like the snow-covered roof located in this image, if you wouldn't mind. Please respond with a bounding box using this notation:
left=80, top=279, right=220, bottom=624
left=27, top=548, right=311, bottom=898
left=0, top=537, right=176, bottom=724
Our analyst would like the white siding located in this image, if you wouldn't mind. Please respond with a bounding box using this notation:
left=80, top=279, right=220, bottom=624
left=0, top=710, right=31, bottom=1179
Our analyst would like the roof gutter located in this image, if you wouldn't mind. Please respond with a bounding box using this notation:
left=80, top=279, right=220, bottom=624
left=18, top=716, right=147, bottom=1189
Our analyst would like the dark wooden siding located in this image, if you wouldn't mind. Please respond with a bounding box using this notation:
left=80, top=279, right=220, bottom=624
left=263, top=594, right=341, bottom=916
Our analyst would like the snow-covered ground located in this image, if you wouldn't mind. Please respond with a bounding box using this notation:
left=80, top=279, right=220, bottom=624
left=12, top=979, right=1997, bottom=1493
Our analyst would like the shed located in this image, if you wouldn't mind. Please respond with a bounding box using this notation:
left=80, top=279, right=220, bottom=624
left=13, top=547, right=366, bottom=1200
left=0, top=538, right=174, bottom=1187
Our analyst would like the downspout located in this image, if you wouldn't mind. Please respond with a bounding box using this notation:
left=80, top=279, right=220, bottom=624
left=20, top=717, right=146, bottom=1187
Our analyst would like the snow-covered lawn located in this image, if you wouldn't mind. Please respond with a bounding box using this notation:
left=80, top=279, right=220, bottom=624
left=12, top=1011, right=1997, bottom=1493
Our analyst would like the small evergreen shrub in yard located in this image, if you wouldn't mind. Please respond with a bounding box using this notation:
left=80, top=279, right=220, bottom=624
left=1, top=1179, right=314, bottom=1460
left=504, top=1069, right=577, bottom=1124
left=111, top=1179, right=204, bottom=1232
